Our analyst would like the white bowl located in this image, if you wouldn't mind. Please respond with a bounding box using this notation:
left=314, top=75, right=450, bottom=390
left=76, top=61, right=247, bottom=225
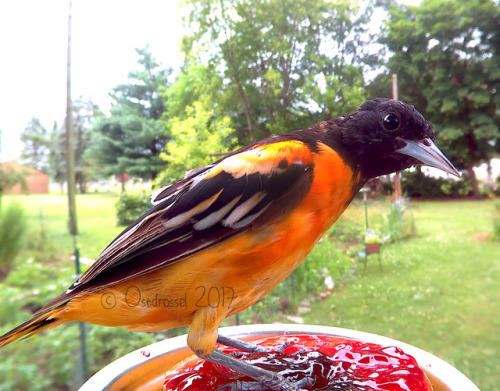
left=80, top=324, right=479, bottom=391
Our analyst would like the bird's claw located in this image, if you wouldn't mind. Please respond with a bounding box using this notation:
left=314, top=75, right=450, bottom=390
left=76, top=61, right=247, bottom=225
left=217, top=335, right=268, bottom=353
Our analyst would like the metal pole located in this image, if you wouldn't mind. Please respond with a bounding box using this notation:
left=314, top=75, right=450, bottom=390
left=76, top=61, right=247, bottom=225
left=392, top=74, right=402, bottom=207
left=363, top=191, right=369, bottom=229
left=66, top=0, right=77, bottom=236
left=66, top=0, right=87, bottom=385
left=74, top=241, right=89, bottom=384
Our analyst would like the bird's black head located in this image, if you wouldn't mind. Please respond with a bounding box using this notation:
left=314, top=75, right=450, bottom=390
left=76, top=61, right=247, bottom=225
left=338, top=98, right=459, bottom=179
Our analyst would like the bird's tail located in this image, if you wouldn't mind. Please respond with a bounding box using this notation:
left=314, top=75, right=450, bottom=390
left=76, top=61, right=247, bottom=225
left=0, top=309, right=65, bottom=348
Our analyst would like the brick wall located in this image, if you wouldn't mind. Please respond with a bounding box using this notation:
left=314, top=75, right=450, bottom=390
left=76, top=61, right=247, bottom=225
left=1, top=162, right=49, bottom=195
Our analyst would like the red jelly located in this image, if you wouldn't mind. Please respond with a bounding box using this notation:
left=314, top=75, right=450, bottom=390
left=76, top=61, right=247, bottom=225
left=164, top=334, right=433, bottom=391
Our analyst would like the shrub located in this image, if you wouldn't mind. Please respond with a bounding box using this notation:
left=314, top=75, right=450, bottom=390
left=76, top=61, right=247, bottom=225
left=382, top=203, right=413, bottom=243
left=0, top=260, right=76, bottom=390
left=326, top=215, right=364, bottom=243
left=292, top=237, right=352, bottom=297
left=0, top=201, right=26, bottom=279
left=0, top=258, right=163, bottom=391
left=115, top=189, right=151, bottom=226
left=402, top=169, right=472, bottom=197
left=352, top=200, right=415, bottom=245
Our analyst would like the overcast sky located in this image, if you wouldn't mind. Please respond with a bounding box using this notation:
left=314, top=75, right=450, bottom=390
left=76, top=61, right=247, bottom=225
left=0, top=0, right=183, bottom=162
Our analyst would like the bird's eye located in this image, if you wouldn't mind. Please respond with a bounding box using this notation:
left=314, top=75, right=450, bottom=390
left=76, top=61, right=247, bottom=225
left=382, top=113, right=400, bottom=131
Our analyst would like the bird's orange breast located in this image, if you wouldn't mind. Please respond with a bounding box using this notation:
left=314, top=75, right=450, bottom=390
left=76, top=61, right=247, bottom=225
left=59, top=142, right=360, bottom=332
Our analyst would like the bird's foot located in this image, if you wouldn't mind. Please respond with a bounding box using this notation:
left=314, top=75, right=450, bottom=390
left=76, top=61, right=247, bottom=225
left=205, top=350, right=309, bottom=391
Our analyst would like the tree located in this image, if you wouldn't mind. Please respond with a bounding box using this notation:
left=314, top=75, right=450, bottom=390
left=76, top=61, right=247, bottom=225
left=111, top=46, right=171, bottom=121
left=376, top=0, right=500, bottom=196
left=0, top=168, right=26, bottom=207
left=0, top=130, right=26, bottom=206
left=182, top=0, right=375, bottom=144
left=164, top=60, right=223, bottom=122
left=88, top=108, right=168, bottom=190
left=73, top=98, right=101, bottom=193
left=157, top=100, right=238, bottom=185
left=48, top=121, right=66, bottom=192
left=20, top=118, right=49, bottom=172
left=48, top=99, right=101, bottom=193
left=88, top=47, right=171, bottom=189
left=86, top=115, right=129, bottom=191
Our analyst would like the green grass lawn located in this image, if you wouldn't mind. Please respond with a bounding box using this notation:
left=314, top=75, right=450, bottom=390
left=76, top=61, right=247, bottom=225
left=304, top=199, right=500, bottom=391
left=4, top=192, right=125, bottom=263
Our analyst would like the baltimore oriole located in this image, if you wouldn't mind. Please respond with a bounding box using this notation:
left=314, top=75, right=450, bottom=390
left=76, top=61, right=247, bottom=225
left=0, top=98, right=459, bottom=390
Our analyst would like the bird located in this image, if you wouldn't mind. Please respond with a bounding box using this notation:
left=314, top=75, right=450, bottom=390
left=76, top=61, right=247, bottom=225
left=0, top=98, right=459, bottom=390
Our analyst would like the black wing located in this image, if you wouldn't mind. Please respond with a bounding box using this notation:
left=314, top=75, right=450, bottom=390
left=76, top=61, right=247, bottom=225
left=42, top=139, right=315, bottom=310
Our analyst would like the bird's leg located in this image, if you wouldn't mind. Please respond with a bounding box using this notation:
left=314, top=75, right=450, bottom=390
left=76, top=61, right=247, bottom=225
left=205, top=349, right=309, bottom=391
left=188, top=308, right=308, bottom=391
left=217, top=335, right=267, bottom=353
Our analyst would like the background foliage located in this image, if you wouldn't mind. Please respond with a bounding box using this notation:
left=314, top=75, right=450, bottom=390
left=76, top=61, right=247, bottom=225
left=115, top=187, right=152, bottom=226
left=0, top=202, right=26, bottom=280
left=3, top=0, right=500, bottom=390
left=156, top=100, right=238, bottom=185
left=370, top=0, right=500, bottom=196
left=14, top=0, right=500, bottom=197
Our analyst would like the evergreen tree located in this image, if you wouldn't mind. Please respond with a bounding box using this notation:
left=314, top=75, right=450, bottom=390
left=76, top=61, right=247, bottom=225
left=87, top=47, right=171, bottom=189
left=20, top=118, right=49, bottom=172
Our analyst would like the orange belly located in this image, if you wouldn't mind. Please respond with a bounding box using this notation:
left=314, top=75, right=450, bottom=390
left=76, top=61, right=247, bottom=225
left=58, top=142, right=360, bottom=333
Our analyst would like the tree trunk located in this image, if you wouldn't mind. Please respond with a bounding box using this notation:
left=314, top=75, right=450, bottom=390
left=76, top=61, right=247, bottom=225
left=223, top=43, right=256, bottom=143
left=219, top=1, right=255, bottom=143
left=280, top=56, right=290, bottom=121
left=230, top=62, right=255, bottom=143
left=120, top=175, right=126, bottom=193
left=77, top=173, right=86, bottom=194
left=465, top=132, right=480, bottom=198
left=466, top=161, right=480, bottom=198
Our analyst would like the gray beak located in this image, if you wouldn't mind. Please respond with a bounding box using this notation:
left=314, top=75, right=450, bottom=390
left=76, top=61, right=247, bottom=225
left=396, top=138, right=460, bottom=177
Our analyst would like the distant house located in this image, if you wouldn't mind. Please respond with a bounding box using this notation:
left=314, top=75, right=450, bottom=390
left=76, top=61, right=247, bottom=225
left=1, top=161, right=49, bottom=195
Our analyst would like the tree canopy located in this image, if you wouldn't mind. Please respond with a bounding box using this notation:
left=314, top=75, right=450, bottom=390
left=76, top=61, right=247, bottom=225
left=110, top=46, right=170, bottom=121
left=17, top=0, right=500, bottom=196
left=181, top=0, right=375, bottom=144
left=157, top=100, right=238, bottom=184
left=373, top=0, right=500, bottom=196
